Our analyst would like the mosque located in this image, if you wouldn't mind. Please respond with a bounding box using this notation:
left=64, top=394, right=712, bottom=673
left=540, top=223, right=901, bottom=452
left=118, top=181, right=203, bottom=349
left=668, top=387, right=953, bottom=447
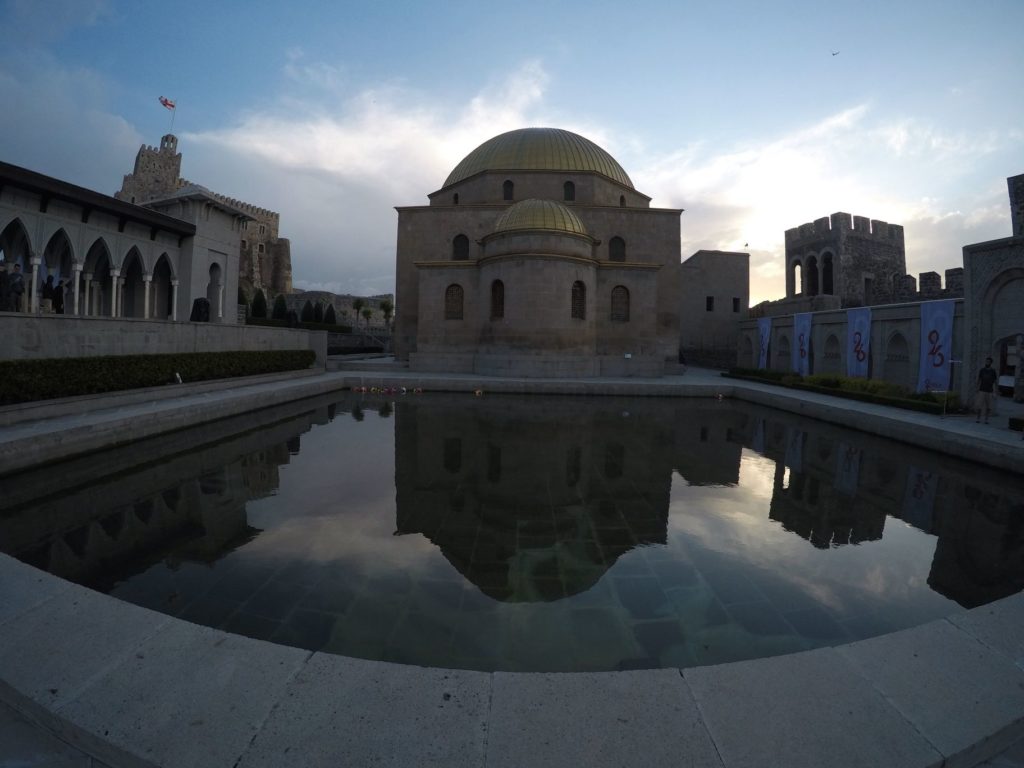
left=394, top=128, right=746, bottom=377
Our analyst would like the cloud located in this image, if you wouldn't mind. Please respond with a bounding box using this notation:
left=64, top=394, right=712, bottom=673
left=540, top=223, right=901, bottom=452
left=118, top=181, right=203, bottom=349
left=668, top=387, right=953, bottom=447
left=2, top=0, right=113, bottom=44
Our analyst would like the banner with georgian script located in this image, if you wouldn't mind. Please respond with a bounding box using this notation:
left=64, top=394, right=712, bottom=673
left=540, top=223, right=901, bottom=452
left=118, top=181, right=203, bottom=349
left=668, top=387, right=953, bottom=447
left=917, top=299, right=955, bottom=393
left=757, top=317, right=772, bottom=369
left=846, top=307, right=871, bottom=378
left=792, top=313, right=812, bottom=376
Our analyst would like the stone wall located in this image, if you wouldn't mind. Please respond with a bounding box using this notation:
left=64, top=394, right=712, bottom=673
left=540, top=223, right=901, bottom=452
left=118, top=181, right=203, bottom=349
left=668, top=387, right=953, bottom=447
left=0, top=314, right=327, bottom=366
left=737, top=299, right=966, bottom=395
left=679, top=250, right=749, bottom=356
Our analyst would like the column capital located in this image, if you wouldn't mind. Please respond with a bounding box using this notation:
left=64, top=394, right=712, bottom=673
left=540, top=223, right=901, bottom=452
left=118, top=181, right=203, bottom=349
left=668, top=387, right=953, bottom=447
left=111, top=269, right=121, bottom=278
left=30, top=256, right=41, bottom=266
left=73, top=262, right=83, bottom=272
left=83, top=273, right=93, bottom=281
left=143, top=274, right=153, bottom=282
left=171, top=279, right=179, bottom=287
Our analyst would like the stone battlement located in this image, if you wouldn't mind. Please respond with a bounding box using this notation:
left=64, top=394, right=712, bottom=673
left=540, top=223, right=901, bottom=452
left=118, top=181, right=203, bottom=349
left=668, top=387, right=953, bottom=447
left=785, top=212, right=904, bottom=243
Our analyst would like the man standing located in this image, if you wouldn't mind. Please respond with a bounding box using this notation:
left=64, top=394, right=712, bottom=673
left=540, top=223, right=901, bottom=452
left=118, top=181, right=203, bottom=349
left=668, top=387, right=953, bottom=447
left=0, top=262, right=9, bottom=312
left=976, top=357, right=998, bottom=424
left=8, top=263, right=25, bottom=312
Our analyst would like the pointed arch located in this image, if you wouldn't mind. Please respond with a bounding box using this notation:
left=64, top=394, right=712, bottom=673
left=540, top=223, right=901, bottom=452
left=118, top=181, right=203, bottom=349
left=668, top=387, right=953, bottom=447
left=0, top=217, right=33, bottom=268
left=609, top=236, right=626, bottom=262
left=82, top=238, right=113, bottom=317
left=152, top=253, right=175, bottom=320
left=121, top=246, right=147, bottom=318
left=42, top=228, right=74, bottom=279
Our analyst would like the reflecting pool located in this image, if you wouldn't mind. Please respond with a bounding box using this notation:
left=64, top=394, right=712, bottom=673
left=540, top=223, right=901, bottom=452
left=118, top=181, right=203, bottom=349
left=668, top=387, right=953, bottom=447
left=1, top=392, right=1022, bottom=672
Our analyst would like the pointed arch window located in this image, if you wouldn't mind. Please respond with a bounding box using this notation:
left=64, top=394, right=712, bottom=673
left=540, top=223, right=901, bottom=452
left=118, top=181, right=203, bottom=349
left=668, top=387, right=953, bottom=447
left=610, top=285, right=630, bottom=322
left=490, top=279, right=504, bottom=320
left=619, top=195, right=626, bottom=207
left=503, top=180, right=514, bottom=201
left=453, top=193, right=459, bottom=205
left=571, top=281, right=586, bottom=320
left=452, top=234, right=469, bottom=261
left=609, top=236, right=626, bottom=262
left=445, top=284, right=464, bottom=320
left=563, top=181, right=575, bottom=201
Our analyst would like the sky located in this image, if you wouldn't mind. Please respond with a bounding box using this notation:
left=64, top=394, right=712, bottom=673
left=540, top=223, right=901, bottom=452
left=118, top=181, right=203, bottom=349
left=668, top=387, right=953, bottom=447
left=1, top=0, right=1021, bottom=304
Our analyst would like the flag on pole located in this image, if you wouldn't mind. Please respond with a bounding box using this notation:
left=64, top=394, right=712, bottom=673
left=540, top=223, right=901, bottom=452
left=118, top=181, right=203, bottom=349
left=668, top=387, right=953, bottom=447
left=159, top=96, right=176, bottom=110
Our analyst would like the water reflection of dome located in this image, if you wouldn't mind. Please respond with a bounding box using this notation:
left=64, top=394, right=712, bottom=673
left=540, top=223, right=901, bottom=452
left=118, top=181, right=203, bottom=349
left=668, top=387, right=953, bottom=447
left=394, top=398, right=674, bottom=601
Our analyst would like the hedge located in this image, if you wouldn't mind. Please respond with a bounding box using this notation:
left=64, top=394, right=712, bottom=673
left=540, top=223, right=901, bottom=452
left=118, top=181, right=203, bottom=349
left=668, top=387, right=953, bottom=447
left=0, top=350, right=316, bottom=405
left=724, top=368, right=961, bottom=415
left=246, top=317, right=352, bottom=334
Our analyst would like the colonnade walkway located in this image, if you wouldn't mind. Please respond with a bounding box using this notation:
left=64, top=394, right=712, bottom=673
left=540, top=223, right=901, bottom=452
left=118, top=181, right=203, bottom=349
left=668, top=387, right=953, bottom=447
left=1, top=366, right=1023, bottom=767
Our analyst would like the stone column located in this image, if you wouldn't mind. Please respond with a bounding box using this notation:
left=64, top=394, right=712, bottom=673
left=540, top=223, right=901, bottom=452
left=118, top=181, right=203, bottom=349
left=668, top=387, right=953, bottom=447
left=171, top=280, right=179, bottom=321
left=218, top=284, right=224, bottom=320
left=111, top=269, right=120, bottom=318
left=1016, top=333, right=1024, bottom=404
left=143, top=274, right=152, bottom=319
left=30, top=256, right=41, bottom=313
left=72, top=266, right=82, bottom=316
left=83, top=274, right=92, bottom=316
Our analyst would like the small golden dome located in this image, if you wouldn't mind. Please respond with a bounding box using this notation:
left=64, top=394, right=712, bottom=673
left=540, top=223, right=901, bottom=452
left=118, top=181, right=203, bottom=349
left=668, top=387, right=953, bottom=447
left=493, top=199, right=589, bottom=236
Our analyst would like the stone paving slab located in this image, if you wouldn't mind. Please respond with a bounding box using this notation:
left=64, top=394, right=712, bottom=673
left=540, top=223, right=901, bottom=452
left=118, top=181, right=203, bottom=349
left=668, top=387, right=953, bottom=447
left=837, top=619, right=1024, bottom=768
left=0, top=700, right=104, bottom=767
left=237, top=653, right=490, bottom=768
left=53, top=621, right=309, bottom=768
left=0, top=553, right=72, bottom=625
left=486, top=669, right=723, bottom=768
left=0, top=579, right=171, bottom=712
left=949, top=592, right=1024, bottom=669
left=685, top=647, right=943, bottom=768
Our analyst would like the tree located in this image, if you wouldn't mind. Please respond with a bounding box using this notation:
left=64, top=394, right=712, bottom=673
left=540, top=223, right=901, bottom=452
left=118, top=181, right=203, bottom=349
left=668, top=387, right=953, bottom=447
left=352, top=298, right=365, bottom=328
left=380, top=299, right=394, bottom=329
left=324, top=304, right=337, bottom=324
left=272, top=293, right=287, bottom=320
left=300, top=300, right=313, bottom=323
left=251, top=289, right=268, bottom=319
left=361, top=307, right=373, bottom=327
left=313, top=301, right=324, bottom=323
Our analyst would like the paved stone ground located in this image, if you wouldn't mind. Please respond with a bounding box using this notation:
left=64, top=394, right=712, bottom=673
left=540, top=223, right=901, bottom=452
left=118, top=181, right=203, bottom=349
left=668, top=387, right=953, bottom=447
left=0, top=701, right=110, bottom=767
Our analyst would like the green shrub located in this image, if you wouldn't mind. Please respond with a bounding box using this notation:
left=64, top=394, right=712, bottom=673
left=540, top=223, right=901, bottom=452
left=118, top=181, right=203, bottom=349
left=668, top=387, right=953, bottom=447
left=313, top=302, right=324, bottom=323
left=324, top=304, right=336, bottom=324
left=0, top=350, right=316, bottom=405
left=272, top=294, right=287, bottom=320
left=251, top=289, right=268, bottom=319
left=300, top=301, right=314, bottom=323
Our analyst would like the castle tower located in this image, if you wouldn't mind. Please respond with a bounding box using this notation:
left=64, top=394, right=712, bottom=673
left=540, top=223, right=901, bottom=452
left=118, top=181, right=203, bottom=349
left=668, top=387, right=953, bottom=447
left=1009, top=173, right=1024, bottom=237
left=784, top=213, right=906, bottom=307
left=115, top=134, right=183, bottom=204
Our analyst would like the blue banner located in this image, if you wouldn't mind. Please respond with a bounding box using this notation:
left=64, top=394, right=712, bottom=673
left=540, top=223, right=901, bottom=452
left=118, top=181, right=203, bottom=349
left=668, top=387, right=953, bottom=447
left=917, top=300, right=955, bottom=393
left=792, top=313, right=812, bottom=376
left=757, top=317, right=772, bottom=369
left=846, top=307, right=871, bottom=378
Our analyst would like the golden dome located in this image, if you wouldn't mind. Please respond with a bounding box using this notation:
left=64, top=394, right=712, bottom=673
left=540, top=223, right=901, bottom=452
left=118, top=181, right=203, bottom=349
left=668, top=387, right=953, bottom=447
left=493, top=199, right=589, bottom=236
left=443, top=128, right=633, bottom=189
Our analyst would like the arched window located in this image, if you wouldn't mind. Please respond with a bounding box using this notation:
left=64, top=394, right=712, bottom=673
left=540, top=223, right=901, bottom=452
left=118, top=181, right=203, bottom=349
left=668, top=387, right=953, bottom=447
left=445, top=284, right=464, bottom=320
left=503, top=180, right=514, bottom=201
left=490, top=279, right=504, bottom=320
left=619, top=195, right=626, bottom=207
left=452, top=234, right=469, bottom=261
left=806, top=255, right=819, bottom=296
left=609, top=236, right=626, bottom=262
left=563, top=181, right=575, bottom=201
left=571, top=281, right=586, bottom=319
left=822, top=252, right=834, bottom=295
left=453, top=193, right=459, bottom=205
left=610, top=285, right=629, bottom=322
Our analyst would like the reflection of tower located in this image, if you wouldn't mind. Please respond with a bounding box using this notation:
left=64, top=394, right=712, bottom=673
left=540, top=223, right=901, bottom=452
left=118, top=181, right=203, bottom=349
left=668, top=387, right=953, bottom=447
left=927, top=477, right=1024, bottom=608
left=394, top=398, right=675, bottom=601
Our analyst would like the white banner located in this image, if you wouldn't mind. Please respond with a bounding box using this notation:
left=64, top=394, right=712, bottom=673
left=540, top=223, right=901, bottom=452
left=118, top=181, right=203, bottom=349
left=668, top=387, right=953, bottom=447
left=917, top=299, right=955, bottom=393
left=757, top=317, right=772, bottom=369
left=792, top=313, right=812, bottom=376
left=846, top=307, right=871, bottom=378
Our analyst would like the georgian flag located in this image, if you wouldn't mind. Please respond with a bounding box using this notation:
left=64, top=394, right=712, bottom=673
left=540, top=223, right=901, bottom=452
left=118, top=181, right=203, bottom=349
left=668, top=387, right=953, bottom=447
left=159, top=96, right=176, bottom=110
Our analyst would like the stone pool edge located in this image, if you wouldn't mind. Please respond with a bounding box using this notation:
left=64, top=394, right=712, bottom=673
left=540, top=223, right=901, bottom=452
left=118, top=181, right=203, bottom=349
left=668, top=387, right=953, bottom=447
left=1, top=553, right=1022, bottom=768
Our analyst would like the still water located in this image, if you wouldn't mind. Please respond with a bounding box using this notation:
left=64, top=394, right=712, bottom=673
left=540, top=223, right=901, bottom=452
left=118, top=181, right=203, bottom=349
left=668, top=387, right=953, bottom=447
left=1, top=392, right=1022, bottom=672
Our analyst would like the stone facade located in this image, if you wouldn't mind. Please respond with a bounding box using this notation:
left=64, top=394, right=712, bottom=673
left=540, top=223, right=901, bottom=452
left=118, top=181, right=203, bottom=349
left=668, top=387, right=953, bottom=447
left=678, top=249, right=749, bottom=366
left=283, top=290, right=394, bottom=331
left=0, top=160, right=246, bottom=324
left=784, top=213, right=906, bottom=306
left=962, top=175, right=1024, bottom=402
left=395, top=128, right=683, bottom=377
left=115, top=135, right=292, bottom=299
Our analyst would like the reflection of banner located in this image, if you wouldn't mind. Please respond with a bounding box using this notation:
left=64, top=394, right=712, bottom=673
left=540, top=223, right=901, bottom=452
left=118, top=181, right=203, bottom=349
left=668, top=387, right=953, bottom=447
left=834, top=442, right=860, bottom=496
left=751, top=418, right=765, bottom=454
left=846, top=307, right=871, bottom=378
left=901, top=466, right=937, bottom=532
left=757, top=317, right=772, bottom=369
left=917, top=300, right=955, bottom=393
left=785, top=427, right=804, bottom=472
left=792, top=313, right=812, bottom=376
